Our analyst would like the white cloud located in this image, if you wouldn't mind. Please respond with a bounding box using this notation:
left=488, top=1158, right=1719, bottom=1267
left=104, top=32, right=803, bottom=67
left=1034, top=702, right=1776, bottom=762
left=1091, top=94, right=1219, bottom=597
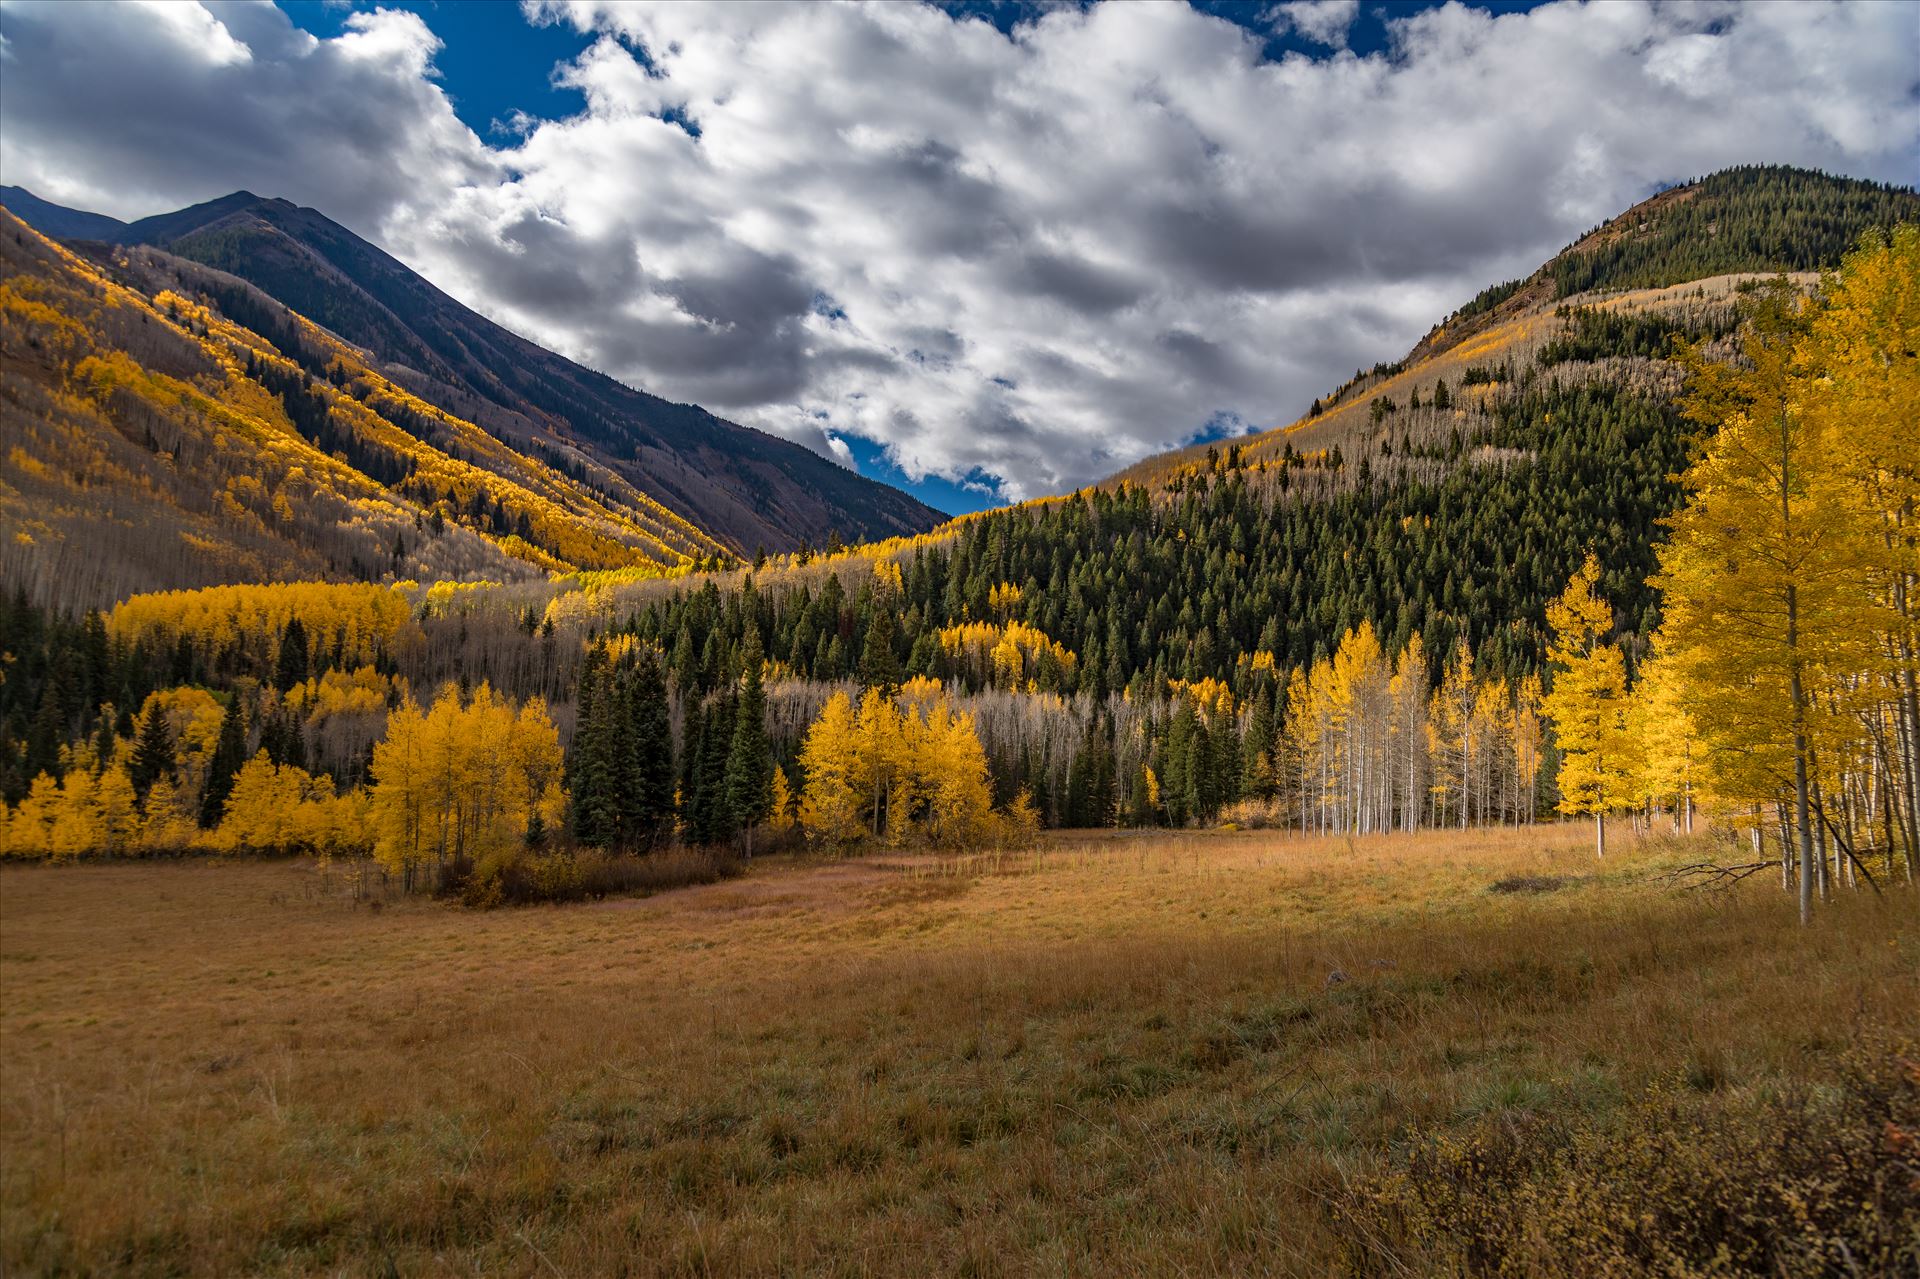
left=2, top=0, right=1915, bottom=502
left=1271, top=0, right=1359, bottom=49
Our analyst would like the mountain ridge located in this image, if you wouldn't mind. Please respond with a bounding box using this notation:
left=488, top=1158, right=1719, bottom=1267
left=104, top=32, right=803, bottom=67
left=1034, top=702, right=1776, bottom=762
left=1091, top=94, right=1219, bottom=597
left=1108, top=164, right=1919, bottom=492
left=2, top=187, right=944, bottom=556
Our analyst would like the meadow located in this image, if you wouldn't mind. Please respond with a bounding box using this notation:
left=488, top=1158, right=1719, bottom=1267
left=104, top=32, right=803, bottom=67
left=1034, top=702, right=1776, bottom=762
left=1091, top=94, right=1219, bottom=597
left=2, top=825, right=1913, bottom=1276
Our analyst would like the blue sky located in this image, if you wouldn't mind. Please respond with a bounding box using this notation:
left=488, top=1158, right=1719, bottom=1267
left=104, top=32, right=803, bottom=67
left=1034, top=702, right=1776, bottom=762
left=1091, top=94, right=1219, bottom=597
left=281, top=2, right=594, bottom=140
left=7, top=1, right=1911, bottom=516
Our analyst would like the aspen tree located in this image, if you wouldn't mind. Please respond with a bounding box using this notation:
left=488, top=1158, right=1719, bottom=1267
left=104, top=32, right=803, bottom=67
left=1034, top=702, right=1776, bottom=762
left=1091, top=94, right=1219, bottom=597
left=1658, top=284, right=1881, bottom=920
left=1542, top=555, right=1629, bottom=857
left=798, top=692, right=864, bottom=845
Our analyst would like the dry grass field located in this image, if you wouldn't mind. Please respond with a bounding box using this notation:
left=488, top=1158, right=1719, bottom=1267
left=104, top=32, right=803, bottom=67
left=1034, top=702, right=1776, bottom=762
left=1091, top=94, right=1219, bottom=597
left=2, top=825, right=1915, bottom=1276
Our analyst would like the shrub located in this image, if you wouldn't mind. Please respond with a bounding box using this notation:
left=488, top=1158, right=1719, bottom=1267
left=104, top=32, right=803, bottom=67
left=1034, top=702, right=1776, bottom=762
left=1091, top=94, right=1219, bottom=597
left=1338, top=1038, right=1920, bottom=1277
left=453, top=845, right=744, bottom=908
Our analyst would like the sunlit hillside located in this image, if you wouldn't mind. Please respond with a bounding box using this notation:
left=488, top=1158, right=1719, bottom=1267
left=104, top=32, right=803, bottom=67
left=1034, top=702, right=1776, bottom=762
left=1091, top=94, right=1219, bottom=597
left=1113, top=166, right=1919, bottom=490
left=0, top=210, right=724, bottom=611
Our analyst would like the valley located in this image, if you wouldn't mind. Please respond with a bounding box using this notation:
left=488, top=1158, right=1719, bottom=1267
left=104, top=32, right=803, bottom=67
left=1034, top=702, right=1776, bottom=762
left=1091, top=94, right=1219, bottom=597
left=1, top=153, right=1916, bottom=1276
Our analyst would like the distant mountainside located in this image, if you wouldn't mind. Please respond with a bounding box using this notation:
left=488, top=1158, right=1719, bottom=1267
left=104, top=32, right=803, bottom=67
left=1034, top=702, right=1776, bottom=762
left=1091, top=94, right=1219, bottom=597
left=0, top=186, right=128, bottom=241
left=1115, top=165, right=1920, bottom=489
left=2, top=188, right=943, bottom=558
left=0, top=208, right=746, bottom=608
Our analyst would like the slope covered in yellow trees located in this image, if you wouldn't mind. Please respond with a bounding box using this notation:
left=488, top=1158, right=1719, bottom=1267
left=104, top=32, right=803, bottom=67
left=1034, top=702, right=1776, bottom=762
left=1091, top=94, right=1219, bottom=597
left=0, top=209, right=722, bottom=613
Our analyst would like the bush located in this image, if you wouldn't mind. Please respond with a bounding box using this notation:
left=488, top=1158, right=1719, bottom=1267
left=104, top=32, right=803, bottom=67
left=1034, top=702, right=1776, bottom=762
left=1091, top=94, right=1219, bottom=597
left=450, top=845, right=744, bottom=908
left=1217, top=798, right=1289, bottom=829
left=1338, top=1038, right=1920, bottom=1277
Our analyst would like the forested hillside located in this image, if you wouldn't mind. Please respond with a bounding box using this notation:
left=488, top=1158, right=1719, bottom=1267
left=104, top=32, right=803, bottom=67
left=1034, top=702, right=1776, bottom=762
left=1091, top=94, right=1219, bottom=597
left=0, top=209, right=730, bottom=609
left=3, top=189, right=945, bottom=555
left=3, top=167, right=1915, bottom=911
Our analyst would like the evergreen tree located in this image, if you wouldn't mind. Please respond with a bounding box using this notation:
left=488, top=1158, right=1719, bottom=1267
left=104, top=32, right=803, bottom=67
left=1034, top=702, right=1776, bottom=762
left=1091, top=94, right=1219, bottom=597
left=859, top=606, right=901, bottom=693
left=569, top=658, right=618, bottom=849
left=694, top=690, right=736, bottom=843
left=128, top=706, right=176, bottom=804
left=199, top=699, right=248, bottom=828
left=724, top=631, right=774, bottom=853
left=25, top=676, right=67, bottom=783
left=276, top=618, right=310, bottom=691
left=631, top=651, right=675, bottom=840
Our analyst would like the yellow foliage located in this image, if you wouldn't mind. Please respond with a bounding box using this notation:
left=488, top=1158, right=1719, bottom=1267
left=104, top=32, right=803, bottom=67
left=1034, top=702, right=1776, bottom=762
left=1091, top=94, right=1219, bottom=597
left=937, top=621, right=1078, bottom=691
left=216, top=753, right=369, bottom=856
left=1541, top=555, right=1630, bottom=848
left=1167, top=676, right=1235, bottom=716
left=111, top=582, right=419, bottom=670
left=368, top=683, right=565, bottom=887
left=797, top=687, right=1002, bottom=849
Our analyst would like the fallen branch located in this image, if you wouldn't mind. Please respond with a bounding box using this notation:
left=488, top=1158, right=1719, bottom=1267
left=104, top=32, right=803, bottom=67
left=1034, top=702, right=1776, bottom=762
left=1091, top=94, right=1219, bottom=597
left=1661, top=860, right=1778, bottom=891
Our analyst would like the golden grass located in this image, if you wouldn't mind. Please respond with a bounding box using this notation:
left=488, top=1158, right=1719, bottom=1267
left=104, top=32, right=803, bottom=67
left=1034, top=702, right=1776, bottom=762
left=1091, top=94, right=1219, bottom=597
left=2, top=825, right=1913, bottom=1275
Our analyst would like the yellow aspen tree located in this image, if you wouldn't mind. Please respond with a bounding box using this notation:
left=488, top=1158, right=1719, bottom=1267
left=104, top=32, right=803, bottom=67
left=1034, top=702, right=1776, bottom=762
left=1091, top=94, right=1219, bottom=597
left=1389, top=633, right=1430, bottom=832
left=1630, top=642, right=1702, bottom=834
left=853, top=687, right=905, bottom=840
left=1542, top=554, right=1630, bottom=857
left=95, top=765, right=139, bottom=856
left=48, top=769, right=103, bottom=861
left=767, top=766, right=796, bottom=839
left=1293, top=656, right=1337, bottom=834
left=139, top=774, right=197, bottom=854
left=1512, top=674, right=1545, bottom=826
left=920, top=699, right=995, bottom=846
left=1473, top=675, right=1511, bottom=826
left=1798, top=226, right=1920, bottom=872
left=5, top=775, right=62, bottom=857
left=511, top=697, right=566, bottom=847
left=1427, top=641, right=1476, bottom=829
left=1329, top=623, right=1388, bottom=833
left=370, top=693, right=430, bottom=888
left=1659, top=283, right=1885, bottom=920
left=799, top=691, right=864, bottom=845
left=219, top=753, right=297, bottom=853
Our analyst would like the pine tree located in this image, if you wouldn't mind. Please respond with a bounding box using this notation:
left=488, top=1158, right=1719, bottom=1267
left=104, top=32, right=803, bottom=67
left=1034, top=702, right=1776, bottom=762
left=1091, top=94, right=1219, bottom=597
left=569, top=660, right=617, bottom=849
left=199, top=698, right=248, bottom=828
left=26, top=677, right=66, bottom=784
left=724, top=631, right=774, bottom=854
left=860, top=607, right=902, bottom=694
left=128, top=703, right=176, bottom=803
left=276, top=618, right=310, bottom=692
left=631, top=651, right=674, bottom=840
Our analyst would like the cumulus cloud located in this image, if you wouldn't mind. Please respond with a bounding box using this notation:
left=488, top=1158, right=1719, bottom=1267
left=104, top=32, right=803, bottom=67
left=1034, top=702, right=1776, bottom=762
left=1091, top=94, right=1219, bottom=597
left=0, top=1, right=492, bottom=230
left=1270, top=0, right=1360, bottom=49
left=2, top=0, right=1915, bottom=501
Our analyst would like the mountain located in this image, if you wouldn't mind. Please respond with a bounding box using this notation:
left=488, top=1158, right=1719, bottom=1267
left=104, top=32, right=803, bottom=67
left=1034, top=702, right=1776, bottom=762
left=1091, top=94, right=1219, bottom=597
left=0, top=186, right=128, bottom=241
left=554, top=166, right=1914, bottom=753
left=1115, top=165, right=1920, bottom=489
left=0, top=206, right=751, bottom=609
left=1, top=163, right=1912, bottom=833
left=2, top=187, right=943, bottom=558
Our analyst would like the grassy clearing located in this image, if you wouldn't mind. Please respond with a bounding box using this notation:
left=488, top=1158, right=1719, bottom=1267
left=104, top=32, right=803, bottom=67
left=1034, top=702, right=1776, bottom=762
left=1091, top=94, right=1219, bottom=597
left=1, top=826, right=1913, bottom=1275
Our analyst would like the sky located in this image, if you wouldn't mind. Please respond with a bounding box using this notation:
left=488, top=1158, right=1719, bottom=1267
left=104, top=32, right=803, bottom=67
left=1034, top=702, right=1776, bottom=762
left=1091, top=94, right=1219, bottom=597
left=1, top=1, right=1915, bottom=514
